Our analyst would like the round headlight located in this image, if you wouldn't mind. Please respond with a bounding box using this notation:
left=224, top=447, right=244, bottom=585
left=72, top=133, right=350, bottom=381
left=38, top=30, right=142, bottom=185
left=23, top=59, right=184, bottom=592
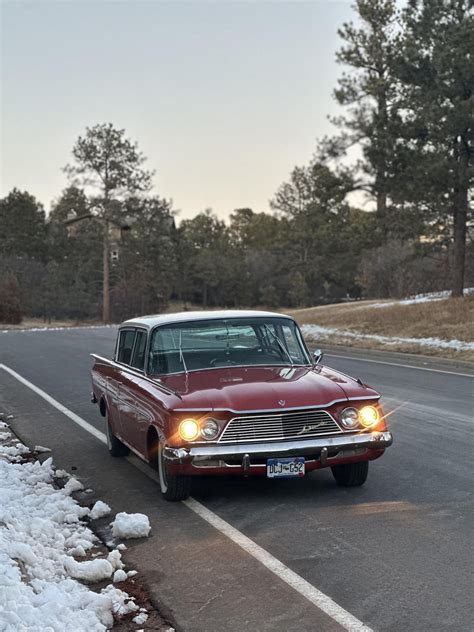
left=201, top=418, right=219, bottom=440
left=340, top=407, right=359, bottom=429
left=359, top=405, right=379, bottom=428
left=179, top=418, right=199, bottom=441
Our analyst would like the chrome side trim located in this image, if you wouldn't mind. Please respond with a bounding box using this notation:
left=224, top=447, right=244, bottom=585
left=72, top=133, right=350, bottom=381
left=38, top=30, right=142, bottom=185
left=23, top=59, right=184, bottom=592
left=163, top=431, right=393, bottom=463
left=91, top=354, right=181, bottom=400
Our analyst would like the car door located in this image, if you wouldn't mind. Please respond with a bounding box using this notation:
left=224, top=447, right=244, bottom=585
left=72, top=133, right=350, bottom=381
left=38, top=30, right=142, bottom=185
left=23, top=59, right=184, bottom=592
left=113, top=328, right=138, bottom=443
left=119, top=329, right=152, bottom=452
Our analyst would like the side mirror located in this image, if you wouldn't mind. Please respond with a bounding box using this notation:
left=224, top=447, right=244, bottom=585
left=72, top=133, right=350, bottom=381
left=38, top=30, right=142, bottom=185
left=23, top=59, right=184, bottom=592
left=313, top=349, right=323, bottom=365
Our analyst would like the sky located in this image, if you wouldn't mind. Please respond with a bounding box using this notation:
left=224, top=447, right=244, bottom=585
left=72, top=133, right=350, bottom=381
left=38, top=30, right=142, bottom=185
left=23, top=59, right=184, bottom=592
left=1, top=0, right=357, bottom=220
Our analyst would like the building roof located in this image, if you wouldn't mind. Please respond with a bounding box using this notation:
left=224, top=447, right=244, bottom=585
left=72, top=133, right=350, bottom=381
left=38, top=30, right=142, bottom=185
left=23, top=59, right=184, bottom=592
left=121, top=310, right=293, bottom=330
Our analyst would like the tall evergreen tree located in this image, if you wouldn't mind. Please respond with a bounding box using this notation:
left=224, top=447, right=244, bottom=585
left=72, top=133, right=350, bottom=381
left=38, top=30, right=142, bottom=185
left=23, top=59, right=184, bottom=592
left=331, top=0, right=400, bottom=236
left=397, top=0, right=473, bottom=296
left=0, top=189, right=47, bottom=260
left=65, top=123, right=154, bottom=321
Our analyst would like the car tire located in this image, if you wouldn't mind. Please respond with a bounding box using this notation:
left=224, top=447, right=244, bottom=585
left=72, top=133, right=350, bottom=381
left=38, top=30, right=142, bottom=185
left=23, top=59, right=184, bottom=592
left=158, top=442, right=191, bottom=501
left=105, top=411, right=130, bottom=457
left=331, top=461, right=369, bottom=487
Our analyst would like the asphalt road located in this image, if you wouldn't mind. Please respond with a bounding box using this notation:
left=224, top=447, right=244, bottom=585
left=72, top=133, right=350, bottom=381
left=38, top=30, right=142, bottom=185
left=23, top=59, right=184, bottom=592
left=0, top=327, right=473, bottom=632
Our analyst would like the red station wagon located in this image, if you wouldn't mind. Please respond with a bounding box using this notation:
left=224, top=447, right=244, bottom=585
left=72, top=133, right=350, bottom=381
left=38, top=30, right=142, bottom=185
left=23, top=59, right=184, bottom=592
left=91, top=311, right=393, bottom=500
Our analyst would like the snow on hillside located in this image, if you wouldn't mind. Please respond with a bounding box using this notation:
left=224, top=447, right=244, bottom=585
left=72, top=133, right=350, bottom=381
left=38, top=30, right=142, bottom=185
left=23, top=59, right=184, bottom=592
left=301, top=324, right=474, bottom=352
left=0, top=425, right=150, bottom=631
left=365, top=288, right=474, bottom=309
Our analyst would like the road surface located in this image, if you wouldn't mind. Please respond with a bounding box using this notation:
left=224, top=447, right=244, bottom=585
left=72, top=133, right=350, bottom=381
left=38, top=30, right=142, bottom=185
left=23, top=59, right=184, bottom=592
left=0, top=327, right=472, bottom=631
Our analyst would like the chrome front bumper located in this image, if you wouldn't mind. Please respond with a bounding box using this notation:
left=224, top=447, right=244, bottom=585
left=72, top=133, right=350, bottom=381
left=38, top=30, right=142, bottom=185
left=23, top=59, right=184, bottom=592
left=164, top=431, right=393, bottom=465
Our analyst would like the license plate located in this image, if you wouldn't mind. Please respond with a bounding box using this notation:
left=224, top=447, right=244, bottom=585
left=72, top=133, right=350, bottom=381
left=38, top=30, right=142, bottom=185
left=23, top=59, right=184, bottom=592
left=267, top=457, right=305, bottom=478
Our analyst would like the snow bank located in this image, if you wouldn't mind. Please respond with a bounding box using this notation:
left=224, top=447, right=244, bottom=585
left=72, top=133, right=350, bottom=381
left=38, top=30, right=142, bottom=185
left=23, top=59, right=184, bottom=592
left=301, top=323, right=474, bottom=352
left=111, top=512, right=151, bottom=539
left=0, top=440, right=30, bottom=462
left=0, top=431, right=144, bottom=631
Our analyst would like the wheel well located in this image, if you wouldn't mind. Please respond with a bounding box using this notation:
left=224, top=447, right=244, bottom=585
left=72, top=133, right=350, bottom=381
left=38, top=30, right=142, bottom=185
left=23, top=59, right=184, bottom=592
left=99, top=397, right=107, bottom=417
left=147, top=426, right=159, bottom=470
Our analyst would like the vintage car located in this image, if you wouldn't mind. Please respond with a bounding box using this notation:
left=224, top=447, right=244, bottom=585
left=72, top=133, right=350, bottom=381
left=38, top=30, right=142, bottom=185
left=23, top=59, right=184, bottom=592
left=91, top=310, right=392, bottom=501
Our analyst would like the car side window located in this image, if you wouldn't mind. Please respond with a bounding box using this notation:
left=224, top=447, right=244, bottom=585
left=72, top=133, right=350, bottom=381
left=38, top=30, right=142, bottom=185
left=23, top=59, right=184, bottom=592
left=117, top=329, right=136, bottom=365
left=130, top=331, right=147, bottom=370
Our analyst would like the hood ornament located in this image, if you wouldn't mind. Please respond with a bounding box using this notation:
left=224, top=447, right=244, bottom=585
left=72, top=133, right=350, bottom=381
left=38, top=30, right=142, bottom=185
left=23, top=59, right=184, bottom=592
left=278, top=400, right=286, bottom=407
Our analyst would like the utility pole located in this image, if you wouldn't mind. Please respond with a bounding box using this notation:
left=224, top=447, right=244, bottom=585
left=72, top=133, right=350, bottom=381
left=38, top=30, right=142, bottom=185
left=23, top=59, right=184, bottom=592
left=64, top=199, right=127, bottom=324
left=102, top=216, right=110, bottom=323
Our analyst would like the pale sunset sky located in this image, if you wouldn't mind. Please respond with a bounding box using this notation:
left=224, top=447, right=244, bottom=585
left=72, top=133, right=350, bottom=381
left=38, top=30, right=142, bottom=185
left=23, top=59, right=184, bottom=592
left=1, top=0, right=359, bottom=219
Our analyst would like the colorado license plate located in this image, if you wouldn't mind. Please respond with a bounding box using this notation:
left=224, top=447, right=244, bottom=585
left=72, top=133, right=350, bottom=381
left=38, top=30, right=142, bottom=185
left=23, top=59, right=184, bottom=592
left=267, top=457, right=305, bottom=478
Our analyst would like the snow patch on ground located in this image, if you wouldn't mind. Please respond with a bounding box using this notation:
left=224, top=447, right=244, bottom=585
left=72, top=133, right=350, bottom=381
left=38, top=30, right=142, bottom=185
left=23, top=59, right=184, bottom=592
left=365, top=287, right=474, bottom=309
left=133, top=611, right=149, bottom=625
left=0, top=325, right=117, bottom=334
left=63, top=477, right=84, bottom=494
left=301, top=324, right=474, bottom=352
left=0, top=429, right=146, bottom=631
left=113, top=569, right=128, bottom=583
left=0, top=441, right=30, bottom=462
left=34, top=445, right=52, bottom=453
left=111, top=513, right=151, bottom=539
left=90, top=500, right=111, bottom=520
left=64, top=557, right=114, bottom=582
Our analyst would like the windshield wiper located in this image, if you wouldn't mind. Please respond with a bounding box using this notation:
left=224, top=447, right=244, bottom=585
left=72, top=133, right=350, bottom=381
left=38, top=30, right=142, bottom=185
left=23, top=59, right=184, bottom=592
left=263, top=324, right=294, bottom=367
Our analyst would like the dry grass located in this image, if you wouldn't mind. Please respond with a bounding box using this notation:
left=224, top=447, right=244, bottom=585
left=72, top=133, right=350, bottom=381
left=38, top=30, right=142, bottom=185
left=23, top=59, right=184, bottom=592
left=288, top=296, right=474, bottom=361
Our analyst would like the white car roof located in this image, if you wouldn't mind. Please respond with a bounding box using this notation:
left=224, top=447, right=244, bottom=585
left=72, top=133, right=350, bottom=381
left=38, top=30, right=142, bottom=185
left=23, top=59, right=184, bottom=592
left=121, top=310, right=294, bottom=330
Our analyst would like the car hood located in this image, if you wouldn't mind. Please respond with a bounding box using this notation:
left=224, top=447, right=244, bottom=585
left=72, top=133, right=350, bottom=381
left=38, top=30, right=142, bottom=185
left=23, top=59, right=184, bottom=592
left=160, top=365, right=379, bottom=412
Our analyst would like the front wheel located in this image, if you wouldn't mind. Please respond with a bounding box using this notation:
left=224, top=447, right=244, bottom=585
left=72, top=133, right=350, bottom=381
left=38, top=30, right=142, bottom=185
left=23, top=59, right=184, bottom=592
left=331, top=461, right=368, bottom=487
left=158, top=443, right=191, bottom=501
left=105, top=411, right=130, bottom=457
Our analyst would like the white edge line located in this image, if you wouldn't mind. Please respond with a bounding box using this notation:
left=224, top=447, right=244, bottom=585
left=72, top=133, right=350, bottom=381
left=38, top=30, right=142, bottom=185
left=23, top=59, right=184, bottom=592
left=0, top=362, right=373, bottom=632
left=325, top=354, right=474, bottom=378
left=183, top=497, right=372, bottom=631
left=0, top=364, right=106, bottom=444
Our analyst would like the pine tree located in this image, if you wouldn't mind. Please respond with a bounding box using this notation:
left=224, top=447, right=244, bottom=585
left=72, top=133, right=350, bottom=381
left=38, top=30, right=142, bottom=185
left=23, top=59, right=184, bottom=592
left=331, top=0, right=401, bottom=236
left=397, top=0, right=473, bottom=296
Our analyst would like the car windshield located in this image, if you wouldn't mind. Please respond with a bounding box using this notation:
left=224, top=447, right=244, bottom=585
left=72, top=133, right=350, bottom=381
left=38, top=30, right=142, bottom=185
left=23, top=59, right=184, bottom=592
left=148, top=317, right=310, bottom=375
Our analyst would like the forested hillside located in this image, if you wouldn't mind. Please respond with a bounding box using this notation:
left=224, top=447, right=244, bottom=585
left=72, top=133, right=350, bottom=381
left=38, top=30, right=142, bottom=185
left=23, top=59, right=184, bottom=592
left=1, top=0, right=472, bottom=323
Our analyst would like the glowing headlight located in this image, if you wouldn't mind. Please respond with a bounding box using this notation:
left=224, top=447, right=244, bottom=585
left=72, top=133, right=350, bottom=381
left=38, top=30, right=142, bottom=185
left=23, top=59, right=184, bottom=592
left=179, top=418, right=199, bottom=441
left=201, top=418, right=219, bottom=440
left=359, top=405, right=379, bottom=428
left=340, top=407, right=359, bottom=429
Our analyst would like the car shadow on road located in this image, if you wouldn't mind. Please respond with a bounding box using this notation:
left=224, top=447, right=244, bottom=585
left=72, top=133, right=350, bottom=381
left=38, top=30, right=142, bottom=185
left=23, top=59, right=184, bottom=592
left=189, top=466, right=403, bottom=509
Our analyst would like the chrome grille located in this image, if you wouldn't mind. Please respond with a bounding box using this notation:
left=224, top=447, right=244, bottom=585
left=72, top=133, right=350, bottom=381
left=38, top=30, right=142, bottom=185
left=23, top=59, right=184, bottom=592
left=219, top=409, right=342, bottom=444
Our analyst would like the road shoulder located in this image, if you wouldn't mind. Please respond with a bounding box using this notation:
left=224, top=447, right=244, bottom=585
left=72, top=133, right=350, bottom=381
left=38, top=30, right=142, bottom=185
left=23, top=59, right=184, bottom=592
left=0, top=369, right=345, bottom=632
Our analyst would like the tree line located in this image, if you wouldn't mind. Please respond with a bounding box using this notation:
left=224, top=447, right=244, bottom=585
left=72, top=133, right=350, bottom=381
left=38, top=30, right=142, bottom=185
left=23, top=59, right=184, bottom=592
left=1, top=0, right=472, bottom=324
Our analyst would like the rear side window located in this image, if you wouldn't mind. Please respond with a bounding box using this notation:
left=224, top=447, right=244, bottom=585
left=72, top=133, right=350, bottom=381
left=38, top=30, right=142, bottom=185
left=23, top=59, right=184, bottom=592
left=130, top=331, right=147, bottom=370
left=117, top=330, right=136, bottom=365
